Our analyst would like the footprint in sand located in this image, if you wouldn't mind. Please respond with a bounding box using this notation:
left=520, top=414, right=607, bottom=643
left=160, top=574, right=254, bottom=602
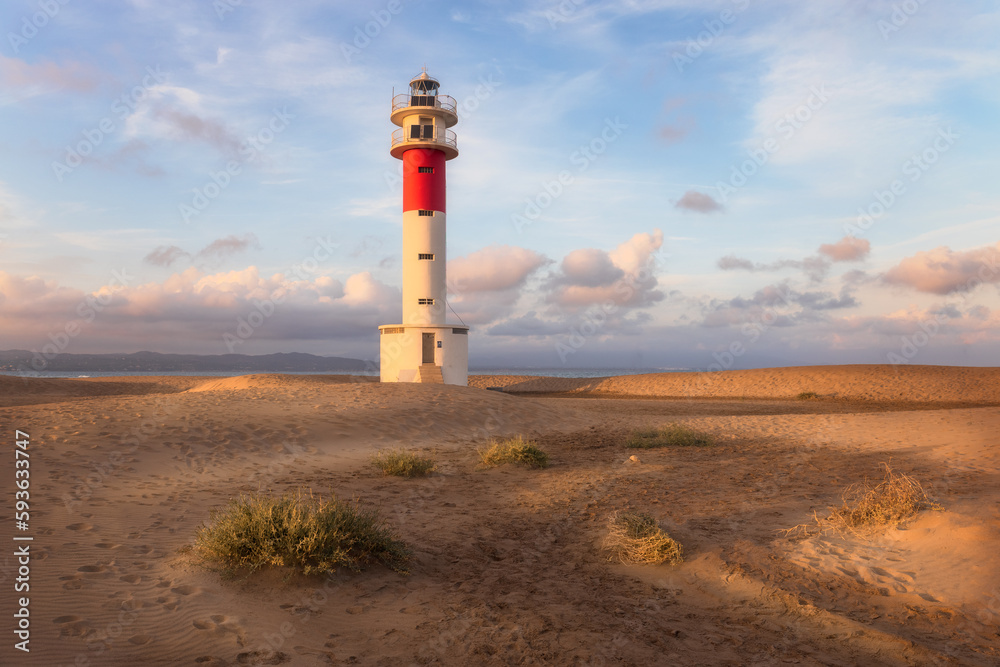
left=78, top=564, right=107, bottom=573
left=236, top=650, right=289, bottom=665
left=53, top=616, right=92, bottom=638
left=60, top=574, right=84, bottom=590
left=293, top=646, right=336, bottom=661
left=171, top=584, right=201, bottom=596
left=156, top=596, right=181, bottom=611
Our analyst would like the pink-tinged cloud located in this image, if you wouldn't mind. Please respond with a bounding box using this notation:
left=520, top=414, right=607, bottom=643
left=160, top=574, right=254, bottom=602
left=716, top=254, right=830, bottom=282
left=448, top=245, right=548, bottom=293
left=658, top=97, right=694, bottom=145
left=882, top=242, right=1000, bottom=294
left=152, top=107, right=244, bottom=158
left=560, top=248, right=623, bottom=287
left=0, top=267, right=398, bottom=353
left=144, top=245, right=189, bottom=267
left=144, top=235, right=260, bottom=268
left=609, top=229, right=663, bottom=275
left=818, top=236, right=870, bottom=262
left=675, top=190, right=722, bottom=213
left=548, top=230, right=664, bottom=310
left=446, top=246, right=549, bottom=325
left=196, top=233, right=260, bottom=261
left=659, top=125, right=689, bottom=144
left=833, top=304, right=1000, bottom=343
left=717, top=255, right=755, bottom=271
left=0, top=56, right=100, bottom=93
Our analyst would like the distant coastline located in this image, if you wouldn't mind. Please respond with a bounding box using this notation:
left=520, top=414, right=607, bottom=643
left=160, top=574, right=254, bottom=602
left=0, top=357, right=689, bottom=380
left=0, top=350, right=368, bottom=374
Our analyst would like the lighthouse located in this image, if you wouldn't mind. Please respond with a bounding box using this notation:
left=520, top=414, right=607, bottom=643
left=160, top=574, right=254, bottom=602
left=378, top=71, right=469, bottom=385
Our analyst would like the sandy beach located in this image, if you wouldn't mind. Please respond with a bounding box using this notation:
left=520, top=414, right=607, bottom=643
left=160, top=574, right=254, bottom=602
left=1, top=365, right=998, bottom=665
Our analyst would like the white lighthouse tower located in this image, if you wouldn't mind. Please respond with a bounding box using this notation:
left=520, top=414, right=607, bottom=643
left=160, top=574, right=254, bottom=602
left=378, top=71, right=469, bottom=385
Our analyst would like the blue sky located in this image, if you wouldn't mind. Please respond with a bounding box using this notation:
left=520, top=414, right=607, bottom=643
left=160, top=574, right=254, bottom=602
left=2, top=0, right=999, bottom=369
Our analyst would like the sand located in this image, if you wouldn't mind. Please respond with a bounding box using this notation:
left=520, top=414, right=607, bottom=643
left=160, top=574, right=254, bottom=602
left=470, top=364, right=1000, bottom=403
left=1, top=365, right=998, bottom=665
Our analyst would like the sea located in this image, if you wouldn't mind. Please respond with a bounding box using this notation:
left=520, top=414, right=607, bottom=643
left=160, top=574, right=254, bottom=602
left=1, top=367, right=691, bottom=379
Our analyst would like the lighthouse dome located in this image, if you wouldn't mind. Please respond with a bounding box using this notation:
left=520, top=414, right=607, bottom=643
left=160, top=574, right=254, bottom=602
left=409, top=71, right=440, bottom=94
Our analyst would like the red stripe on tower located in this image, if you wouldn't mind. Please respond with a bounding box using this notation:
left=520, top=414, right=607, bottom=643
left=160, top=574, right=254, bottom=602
left=402, top=149, right=446, bottom=213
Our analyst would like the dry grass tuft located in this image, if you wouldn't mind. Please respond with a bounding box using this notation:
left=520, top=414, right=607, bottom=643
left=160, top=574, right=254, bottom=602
left=370, top=449, right=436, bottom=478
left=603, top=511, right=683, bottom=565
left=626, top=423, right=712, bottom=448
left=828, top=463, right=934, bottom=531
left=786, top=463, right=937, bottom=538
left=796, top=391, right=820, bottom=400
left=477, top=436, right=549, bottom=469
left=194, top=489, right=410, bottom=575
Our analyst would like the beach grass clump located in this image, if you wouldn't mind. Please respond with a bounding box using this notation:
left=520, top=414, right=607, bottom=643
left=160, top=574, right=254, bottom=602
left=603, top=511, right=683, bottom=565
left=370, top=449, right=436, bottom=478
left=626, top=423, right=712, bottom=449
left=797, top=391, right=820, bottom=400
left=828, top=463, right=933, bottom=531
left=477, top=436, right=549, bottom=469
left=194, top=490, right=410, bottom=575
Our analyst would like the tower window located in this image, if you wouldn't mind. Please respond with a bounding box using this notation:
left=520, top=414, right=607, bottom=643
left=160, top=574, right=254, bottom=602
left=418, top=167, right=434, bottom=174
left=418, top=210, right=434, bottom=216
left=418, top=298, right=435, bottom=305
left=418, top=253, right=435, bottom=260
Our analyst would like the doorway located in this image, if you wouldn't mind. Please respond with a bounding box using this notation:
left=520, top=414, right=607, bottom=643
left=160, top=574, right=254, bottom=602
left=422, top=333, right=435, bottom=364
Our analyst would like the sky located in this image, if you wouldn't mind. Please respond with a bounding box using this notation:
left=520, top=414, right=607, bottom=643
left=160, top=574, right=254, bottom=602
left=1, top=0, right=999, bottom=370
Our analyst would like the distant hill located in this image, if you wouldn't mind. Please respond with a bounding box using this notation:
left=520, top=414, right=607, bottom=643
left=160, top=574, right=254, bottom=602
left=0, top=350, right=371, bottom=373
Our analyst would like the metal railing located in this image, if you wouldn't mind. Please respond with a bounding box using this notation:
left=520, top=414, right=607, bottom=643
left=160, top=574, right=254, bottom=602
left=391, top=128, right=458, bottom=150
left=391, top=93, right=458, bottom=115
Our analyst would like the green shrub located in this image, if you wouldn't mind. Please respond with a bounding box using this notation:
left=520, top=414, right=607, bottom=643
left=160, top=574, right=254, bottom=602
left=194, top=490, right=410, bottom=575
left=626, top=424, right=712, bottom=448
left=370, top=449, right=436, bottom=478
left=603, top=512, right=683, bottom=565
left=477, top=436, right=549, bottom=469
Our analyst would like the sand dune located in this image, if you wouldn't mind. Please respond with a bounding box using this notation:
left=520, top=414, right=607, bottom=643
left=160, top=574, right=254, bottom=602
left=471, top=364, right=1000, bottom=403
left=1, top=366, right=998, bottom=665
left=184, top=374, right=376, bottom=393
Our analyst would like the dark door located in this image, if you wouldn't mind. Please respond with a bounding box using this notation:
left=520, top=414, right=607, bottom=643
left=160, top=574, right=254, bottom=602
left=422, top=333, right=435, bottom=364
